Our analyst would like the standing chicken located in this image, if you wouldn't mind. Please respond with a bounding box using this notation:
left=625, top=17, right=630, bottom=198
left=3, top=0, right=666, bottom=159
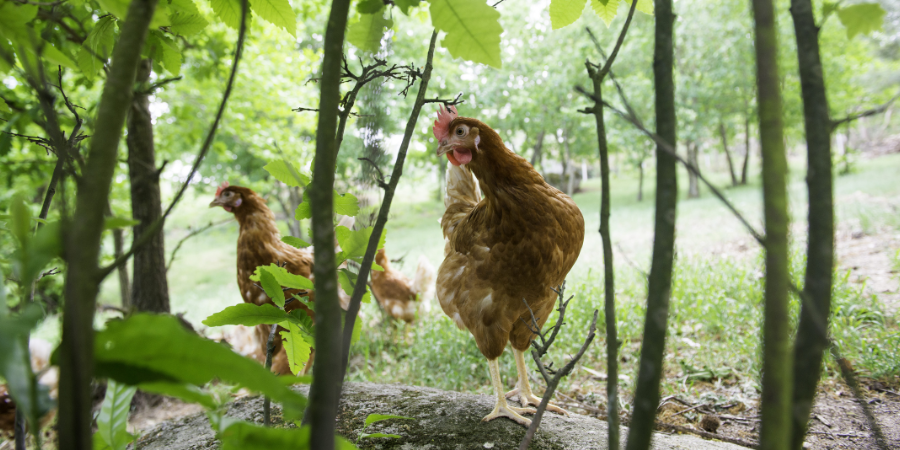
left=433, top=105, right=585, bottom=427
left=370, top=249, right=435, bottom=323
left=209, top=183, right=352, bottom=374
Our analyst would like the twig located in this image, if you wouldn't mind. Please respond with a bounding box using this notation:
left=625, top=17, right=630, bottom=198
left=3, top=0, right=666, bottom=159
left=670, top=403, right=706, bottom=418
left=653, top=421, right=759, bottom=448
left=831, top=345, right=890, bottom=450
left=421, top=92, right=465, bottom=106
left=263, top=322, right=278, bottom=427
left=586, top=0, right=638, bottom=80
left=357, top=157, right=388, bottom=189
left=137, top=76, right=182, bottom=95
left=165, top=219, right=233, bottom=271
left=614, top=242, right=648, bottom=279
left=553, top=390, right=604, bottom=415
left=521, top=283, right=573, bottom=361
left=830, top=93, right=899, bottom=131
left=98, top=0, right=248, bottom=280
left=519, top=310, right=598, bottom=450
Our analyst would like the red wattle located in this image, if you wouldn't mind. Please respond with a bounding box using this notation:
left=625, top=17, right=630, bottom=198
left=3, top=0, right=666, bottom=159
left=447, top=152, right=461, bottom=166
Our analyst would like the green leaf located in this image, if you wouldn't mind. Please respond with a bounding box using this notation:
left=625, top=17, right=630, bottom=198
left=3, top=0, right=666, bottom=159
left=104, top=216, right=140, bottom=230
left=279, top=322, right=311, bottom=375
left=0, top=2, right=38, bottom=36
left=634, top=0, right=652, bottom=15
left=78, top=16, right=117, bottom=81
left=822, top=1, right=838, bottom=18
left=335, top=226, right=386, bottom=261
left=333, top=191, right=360, bottom=217
left=249, top=0, right=296, bottom=36
left=264, top=159, right=309, bottom=187
left=837, top=3, right=885, bottom=39
left=394, top=0, right=420, bottom=15
left=138, top=381, right=217, bottom=409
left=145, top=31, right=182, bottom=76
left=0, top=98, right=8, bottom=115
left=96, top=0, right=170, bottom=27
left=282, top=236, right=310, bottom=248
left=94, top=314, right=307, bottom=420
left=356, top=0, right=384, bottom=14
left=168, top=11, right=209, bottom=36
left=590, top=0, right=618, bottom=26
left=0, top=305, right=49, bottom=430
left=219, top=422, right=309, bottom=450
left=351, top=315, right=362, bottom=344
left=430, top=0, right=503, bottom=68
left=210, top=0, right=244, bottom=30
left=168, top=0, right=201, bottom=14
left=294, top=202, right=311, bottom=221
left=549, top=0, right=587, bottom=30
left=347, top=10, right=393, bottom=53
left=96, top=380, right=137, bottom=450
left=359, top=433, right=402, bottom=439
left=202, top=303, right=291, bottom=327
left=250, top=263, right=314, bottom=290
left=259, top=267, right=286, bottom=308
left=23, top=221, right=61, bottom=287
left=287, top=309, right=315, bottom=342
left=363, top=413, right=415, bottom=427
left=371, top=262, right=384, bottom=272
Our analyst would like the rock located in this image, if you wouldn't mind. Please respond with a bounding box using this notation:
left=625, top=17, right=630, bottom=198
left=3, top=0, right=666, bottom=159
left=137, top=382, right=748, bottom=450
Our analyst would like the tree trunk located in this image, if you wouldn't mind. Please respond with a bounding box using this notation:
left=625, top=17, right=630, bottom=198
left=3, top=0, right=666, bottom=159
left=741, top=114, right=751, bottom=185
left=58, top=0, right=158, bottom=447
left=305, top=0, right=351, bottom=447
left=687, top=142, right=700, bottom=198
left=789, top=1, right=835, bottom=449
left=719, top=121, right=739, bottom=186
left=751, top=1, right=792, bottom=449
left=625, top=0, right=678, bottom=447
left=587, top=68, right=620, bottom=450
left=127, top=58, right=170, bottom=313
left=113, top=227, right=131, bottom=307
left=637, top=160, right=644, bottom=202
left=530, top=130, right=545, bottom=169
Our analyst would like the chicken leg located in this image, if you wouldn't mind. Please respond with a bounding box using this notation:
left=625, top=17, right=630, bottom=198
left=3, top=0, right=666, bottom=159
left=482, top=358, right=535, bottom=426
left=505, top=348, right=569, bottom=416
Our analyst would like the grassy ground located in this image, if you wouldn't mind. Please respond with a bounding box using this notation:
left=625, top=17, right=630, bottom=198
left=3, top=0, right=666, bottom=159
left=33, top=152, right=900, bottom=409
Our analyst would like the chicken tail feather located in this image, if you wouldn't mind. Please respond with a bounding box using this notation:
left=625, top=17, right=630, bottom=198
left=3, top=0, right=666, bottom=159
left=412, top=255, right=436, bottom=302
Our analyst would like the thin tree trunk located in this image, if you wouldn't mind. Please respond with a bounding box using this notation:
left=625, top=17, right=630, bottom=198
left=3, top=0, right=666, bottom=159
left=719, top=121, right=739, bottom=186
left=305, top=0, right=351, bottom=447
left=624, top=0, right=678, bottom=447
left=587, top=68, right=620, bottom=450
left=789, top=1, right=834, bottom=448
left=127, top=58, right=170, bottom=313
left=113, top=226, right=130, bottom=308
left=687, top=142, right=700, bottom=198
left=751, top=0, right=792, bottom=449
left=58, top=0, right=158, bottom=447
left=742, top=114, right=751, bottom=184
left=530, top=130, right=545, bottom=169
left=637, top=160, right=644, bottom=202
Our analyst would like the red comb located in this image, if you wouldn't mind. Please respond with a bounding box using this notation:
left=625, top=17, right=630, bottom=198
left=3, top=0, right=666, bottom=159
left=215, top=181, right=229, bottom=197
left=432, top=104, right=458, bottom=143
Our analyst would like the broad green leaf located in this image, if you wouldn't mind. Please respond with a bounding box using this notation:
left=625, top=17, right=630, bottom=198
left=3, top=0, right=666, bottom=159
left=294, top=202, right=311, bottom=220
left=104, top=216, right=140, bottom=230
left=138, top=381, right=217, bottom=409
left=210, top=0, right=244, bottom=30
left=264, top=159, right=309, bottom=187
left=146, top=31, right=182, bottom=76
left=279, top=322, right=311, bottom=375
left=335, top=226, right=386, bottom=261
left=347, top=10, right=393, bottom=53
left=359, top=433, right=402, bottom=439
left=168, top=11, right=209, bottom=36
left=22, top=221, right=61, bottom=287
left=0, top=2, right=38, bottom=36
left=286, top=309, right=315, bottom=342
left=394, top=0, right=420, bottom=15
left=363, top=413, right=415, bottom=427
left=333, top=191, right=360, bottom=216
left=822, top=1, right=838, bottom=18
left=0, top=98, right=8, bottom=115
left=351, top=315, right=362, bottom=344
left=168, top=0, right=201, bottom=14
left=282, top=236, right=310, bottom=248
left=249, top=0, right=296, bottom=36
left=202, top=303, right=290, bottom=327
left=11, top=196, right=31, bottom=244
left=633, top=0, right=652, bottom=15
left=96, top=0, right=170, bottom=27
left=94, top=314, right=307, bottom=420
left=355, top=0, right=383, bottom=14
left=549, top=0, right=587, bottom=30
left=77, top=16, right=117, bottom=81
left=259, top=267, right=286, bottom=308
left=96, top=380, right=137, bottom=450
left=0, top=38, right=14, bottom=74
left=0, top=305, right=49, bottom=429
left=371, top=262, right=384, bottom=272
left=250, top=263, right=314, bottom=290
left=338, top=268, right=356, bottom=297
left=837, top=3, right=885, bottom=39
left=219, top=422, right=309, bottom=450
left=590, top=0, right=619, bottom=26
left=430, top=0, right=503, bottom=68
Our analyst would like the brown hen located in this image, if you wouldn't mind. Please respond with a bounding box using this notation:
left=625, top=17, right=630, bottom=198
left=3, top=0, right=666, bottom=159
left=370, top=248, right=435, bottom=323
left=433, top=106, right=585, bottom=427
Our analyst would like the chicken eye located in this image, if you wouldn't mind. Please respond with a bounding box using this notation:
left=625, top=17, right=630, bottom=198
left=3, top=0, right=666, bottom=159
left=224, top=191, right=232, bottom=197
left=456, top=127, right=465, bottom=136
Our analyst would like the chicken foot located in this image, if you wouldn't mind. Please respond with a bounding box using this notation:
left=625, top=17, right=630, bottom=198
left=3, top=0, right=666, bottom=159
left=505, top=348, right=570, bottom=416
left=483, top=358, right=535, bottom=427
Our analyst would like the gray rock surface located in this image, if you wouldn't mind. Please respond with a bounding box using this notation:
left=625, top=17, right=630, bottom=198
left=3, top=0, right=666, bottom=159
left=137, top=382, right=748, bottom=450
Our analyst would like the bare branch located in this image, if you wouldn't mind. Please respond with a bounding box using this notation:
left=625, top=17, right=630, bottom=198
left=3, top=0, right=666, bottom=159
left=357, top=157, right=388, bottom=189
left=422, top=92, right=465, bottom=106
left=830, top=93, right=899, bottom=131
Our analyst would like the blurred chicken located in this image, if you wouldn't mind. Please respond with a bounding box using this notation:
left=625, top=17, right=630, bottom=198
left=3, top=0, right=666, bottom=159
left=432, top=105, right=584, bottom=427
left=0, top=339, right=59, bottom=435
left=209, top=183, right=352, bottom=374
left=370, top=249, right=435, bottom=323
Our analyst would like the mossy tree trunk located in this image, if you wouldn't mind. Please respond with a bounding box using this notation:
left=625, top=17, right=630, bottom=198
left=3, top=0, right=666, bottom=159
left=719, top=121, right=739, bottom=186
left=751, top=0, right=793, bottom=449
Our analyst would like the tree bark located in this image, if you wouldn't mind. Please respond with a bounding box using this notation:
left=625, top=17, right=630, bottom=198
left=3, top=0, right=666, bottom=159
left=789, top=1, right=835, bottom=449
left=530, top=130, right=545, bottom=169
left=58, top=0, right=158, bottom=447
left=719, top=121, right=739, bottom=186
left=751, top=1, right=792, bottom=449
left=587, top=68, right=620, bottom=450
left=564, top=134, right=575, bottom=196
left=113, top=226, right=131, bottom=308
left=127, top=58, right=170, bottom=313
left=637, top=160, right=644, bottom=201
left=305, top=0, right=351, bottom=447
left=741, top=114, right=751, bottom=185
left=625, top=0, right=678, bottom=447
left=687, top=142, right=700, bottom=198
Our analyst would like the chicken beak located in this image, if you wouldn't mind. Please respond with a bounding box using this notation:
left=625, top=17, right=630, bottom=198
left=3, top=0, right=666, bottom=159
left=209, top=198, right=223, bottom=208
left=436, top=138, right=452, bottom=157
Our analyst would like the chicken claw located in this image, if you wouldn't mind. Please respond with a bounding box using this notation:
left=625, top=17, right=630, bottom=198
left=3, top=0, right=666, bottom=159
left=482, top=403, right=533, bottom=427
left=505, top=388, right=570, bottom=416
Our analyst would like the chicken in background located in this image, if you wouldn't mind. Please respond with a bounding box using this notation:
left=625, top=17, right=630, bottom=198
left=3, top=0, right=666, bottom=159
left=209, top=183, right=353, bottom=375
left=0, top=339, right=59, bottom=436
left=432, top=105, right=585, bottom=427
left=370, top=248, right=435, bottom=323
